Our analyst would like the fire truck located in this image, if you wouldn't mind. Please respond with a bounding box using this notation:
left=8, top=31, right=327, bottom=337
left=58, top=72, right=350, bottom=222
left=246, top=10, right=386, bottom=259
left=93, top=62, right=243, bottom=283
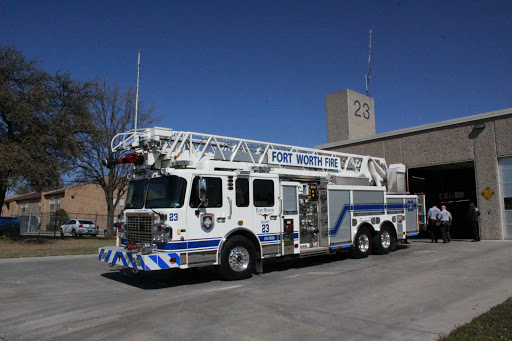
left=99, top=127, right=420, bottom=280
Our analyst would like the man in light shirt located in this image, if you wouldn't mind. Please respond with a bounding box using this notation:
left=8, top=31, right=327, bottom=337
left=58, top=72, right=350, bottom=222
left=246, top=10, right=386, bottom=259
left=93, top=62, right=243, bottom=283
left=437, top=205, right=452, bottom=243
left=427, top=204, right=441, bottom=243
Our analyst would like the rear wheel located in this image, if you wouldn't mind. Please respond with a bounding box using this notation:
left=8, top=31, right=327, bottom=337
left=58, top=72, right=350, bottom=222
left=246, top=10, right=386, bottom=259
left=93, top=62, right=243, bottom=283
left=219, top=236, right=256, bottom=281
left=72, top=229, right=77, bottom=237
left=350, top=227, right=372, bottom=259
left=372, top=226, right=396, bottom=254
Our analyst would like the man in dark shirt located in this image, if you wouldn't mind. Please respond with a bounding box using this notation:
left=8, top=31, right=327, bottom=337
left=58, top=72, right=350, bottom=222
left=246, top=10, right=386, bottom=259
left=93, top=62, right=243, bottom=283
left=468, top=201, right=481, bottom=242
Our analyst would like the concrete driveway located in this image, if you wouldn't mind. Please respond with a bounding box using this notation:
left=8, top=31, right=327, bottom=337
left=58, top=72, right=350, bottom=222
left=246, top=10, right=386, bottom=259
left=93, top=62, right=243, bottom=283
left=0, top=239, right=511, bottom=340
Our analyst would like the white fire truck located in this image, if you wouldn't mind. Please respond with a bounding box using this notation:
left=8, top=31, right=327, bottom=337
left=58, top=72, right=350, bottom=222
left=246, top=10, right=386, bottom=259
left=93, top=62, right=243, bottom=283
left=99, top=127, right=420, bottom=280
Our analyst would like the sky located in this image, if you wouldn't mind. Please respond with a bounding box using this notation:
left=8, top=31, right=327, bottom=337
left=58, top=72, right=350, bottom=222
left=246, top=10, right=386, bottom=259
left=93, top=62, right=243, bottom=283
left=1, top=0, right=511, bottom=148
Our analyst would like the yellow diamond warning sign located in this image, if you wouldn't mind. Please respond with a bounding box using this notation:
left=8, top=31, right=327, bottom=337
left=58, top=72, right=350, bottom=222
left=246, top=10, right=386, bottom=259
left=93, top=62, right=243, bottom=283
left=481, top=187, right=494, bottom=200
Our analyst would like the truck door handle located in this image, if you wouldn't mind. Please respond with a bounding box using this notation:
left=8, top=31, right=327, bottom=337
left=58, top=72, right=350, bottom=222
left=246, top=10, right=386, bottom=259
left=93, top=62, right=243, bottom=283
left=270, top=215, right=278, bottom=220
left=217, top=217, right=226, bottom=223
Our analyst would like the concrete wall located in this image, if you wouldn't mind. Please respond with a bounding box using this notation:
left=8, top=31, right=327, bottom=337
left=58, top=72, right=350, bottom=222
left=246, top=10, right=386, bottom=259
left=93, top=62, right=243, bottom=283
left=495, top=116, right=512, bottom=157
left=326, top=90, right=375, bottom=143
left=324, top=115, right=512, bottom=240
left=472, top=121, right=501, bottom=239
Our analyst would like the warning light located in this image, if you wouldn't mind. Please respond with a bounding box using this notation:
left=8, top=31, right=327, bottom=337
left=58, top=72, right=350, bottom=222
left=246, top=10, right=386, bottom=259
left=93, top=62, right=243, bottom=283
left=308, top=184, right=319, bottom=201
left=119, top=153, right=144, bottom=165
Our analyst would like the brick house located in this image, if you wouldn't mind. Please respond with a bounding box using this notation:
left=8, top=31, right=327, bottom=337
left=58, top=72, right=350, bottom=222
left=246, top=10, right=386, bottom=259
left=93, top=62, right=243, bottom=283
left=2, top=182, right=126, bottom=233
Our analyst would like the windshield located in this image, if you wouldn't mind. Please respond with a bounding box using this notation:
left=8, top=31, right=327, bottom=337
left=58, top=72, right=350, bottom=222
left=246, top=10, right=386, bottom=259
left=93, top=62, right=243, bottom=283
left=125, top=179, right=148, bottom=209
left=146, top=176, right=187, bottom=208
left=125, top=176, right=187, bottom=209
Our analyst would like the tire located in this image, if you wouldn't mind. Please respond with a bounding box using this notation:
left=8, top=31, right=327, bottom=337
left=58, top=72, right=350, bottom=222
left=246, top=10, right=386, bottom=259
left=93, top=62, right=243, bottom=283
left=372, top=226, right=396, bottom=255
left=350, top=227, right=372, bottom=259
left=219, top=236, right=256, bottom=281
left=60, top=229, right=64, bottom=238
left=72, top=229, right=77, bottom=237
left=92, top=234, right=97, bottom=237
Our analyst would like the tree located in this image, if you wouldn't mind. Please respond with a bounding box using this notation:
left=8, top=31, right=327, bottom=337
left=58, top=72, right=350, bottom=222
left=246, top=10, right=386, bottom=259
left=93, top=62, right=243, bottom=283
left=0, top=45, right=91, bottom=212
left=75, top=78, right=156, bottom=236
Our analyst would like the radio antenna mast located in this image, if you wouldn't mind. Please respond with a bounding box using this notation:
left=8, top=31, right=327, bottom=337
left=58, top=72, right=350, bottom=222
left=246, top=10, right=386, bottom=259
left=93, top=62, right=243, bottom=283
left=365, top=29, right=372, bottom=97
left=134, top=50, right=141, bottom=131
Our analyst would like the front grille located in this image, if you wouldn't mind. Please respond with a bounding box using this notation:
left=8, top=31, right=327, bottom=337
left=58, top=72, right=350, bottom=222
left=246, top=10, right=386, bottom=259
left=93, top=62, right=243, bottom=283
left=126, top=215, right=153, bottom=244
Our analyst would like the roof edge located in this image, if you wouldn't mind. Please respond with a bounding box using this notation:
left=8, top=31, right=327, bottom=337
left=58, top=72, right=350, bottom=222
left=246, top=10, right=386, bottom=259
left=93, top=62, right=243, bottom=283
left=316, top=107, right=512, bottom=149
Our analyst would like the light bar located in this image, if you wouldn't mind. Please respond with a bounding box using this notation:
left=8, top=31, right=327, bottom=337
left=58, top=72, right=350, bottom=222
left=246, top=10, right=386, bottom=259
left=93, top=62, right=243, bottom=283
left=251, top=166, right=272, bottom=172
left=171, top=160, right=193, bottom=167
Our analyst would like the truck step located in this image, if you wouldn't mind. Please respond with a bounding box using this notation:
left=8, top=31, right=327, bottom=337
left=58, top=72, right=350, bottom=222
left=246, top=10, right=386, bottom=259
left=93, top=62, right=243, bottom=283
left=300, top=247, right=330, bottom=258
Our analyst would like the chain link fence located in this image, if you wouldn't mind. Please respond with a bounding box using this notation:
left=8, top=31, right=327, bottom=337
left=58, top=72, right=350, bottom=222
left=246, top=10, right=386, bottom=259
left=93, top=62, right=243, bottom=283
left=14, top=212, right=109, bottom=235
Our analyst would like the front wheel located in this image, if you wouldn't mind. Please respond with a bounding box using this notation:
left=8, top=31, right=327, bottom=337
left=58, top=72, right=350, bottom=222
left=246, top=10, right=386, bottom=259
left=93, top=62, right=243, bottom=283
left=219, top=236, right=256, bottom=281
left=60, top=229, right=64, bottom=237
left=350, top=227, right=372, bottom=259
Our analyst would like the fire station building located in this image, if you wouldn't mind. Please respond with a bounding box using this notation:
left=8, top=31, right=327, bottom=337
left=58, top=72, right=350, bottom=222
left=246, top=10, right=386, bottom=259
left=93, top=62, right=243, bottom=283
left=317, top=89, right=512, bottom=240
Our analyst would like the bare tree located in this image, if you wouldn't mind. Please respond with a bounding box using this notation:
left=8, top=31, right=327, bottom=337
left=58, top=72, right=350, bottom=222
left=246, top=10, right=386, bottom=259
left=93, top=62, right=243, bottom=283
left=76, top=78, right=157, bottom=235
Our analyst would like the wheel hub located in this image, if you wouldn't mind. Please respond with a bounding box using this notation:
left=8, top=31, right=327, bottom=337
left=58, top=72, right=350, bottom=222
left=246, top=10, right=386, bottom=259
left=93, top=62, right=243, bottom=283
left=358, top=234, right=369, bottom=252
left=380, top=231, right=391, bottom=248
left=228, top=246, right=250, bottom=272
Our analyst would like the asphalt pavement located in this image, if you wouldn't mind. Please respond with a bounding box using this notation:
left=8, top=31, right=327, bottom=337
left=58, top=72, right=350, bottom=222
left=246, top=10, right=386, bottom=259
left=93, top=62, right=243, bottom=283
left=1, top=239, right=511, bottom=341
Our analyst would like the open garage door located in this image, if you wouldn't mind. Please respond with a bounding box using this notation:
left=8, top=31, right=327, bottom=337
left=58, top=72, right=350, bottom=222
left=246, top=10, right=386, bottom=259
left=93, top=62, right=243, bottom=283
left=408, top=162, right=476, bottom=239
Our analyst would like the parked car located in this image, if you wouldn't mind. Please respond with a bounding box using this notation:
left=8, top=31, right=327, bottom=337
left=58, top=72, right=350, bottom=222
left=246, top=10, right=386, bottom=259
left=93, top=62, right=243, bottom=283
left=60, top=219, right=99, bottom=237
left=0, top=217, right=21, bottom=235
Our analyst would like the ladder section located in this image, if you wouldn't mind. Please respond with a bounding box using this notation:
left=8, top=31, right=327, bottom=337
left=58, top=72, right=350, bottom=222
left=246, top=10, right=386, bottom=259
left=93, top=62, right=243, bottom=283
left=111, top=127, right=388, bottom=182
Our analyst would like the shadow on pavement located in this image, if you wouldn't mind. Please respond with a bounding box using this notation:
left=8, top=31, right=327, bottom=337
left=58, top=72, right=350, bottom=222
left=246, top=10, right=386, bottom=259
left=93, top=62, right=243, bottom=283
left=101, top=266, right=220, bottom=289
left=100, top=249, right=369, bottom=289
left=100, top=245, right=420, bottom=290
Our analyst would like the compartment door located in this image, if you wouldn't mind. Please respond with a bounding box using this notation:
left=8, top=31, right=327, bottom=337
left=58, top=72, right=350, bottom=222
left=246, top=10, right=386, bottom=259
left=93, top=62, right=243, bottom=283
left=281, top=182, right=300, bottom=255
left=405, top=197, right=420, bottom=236
left=328, top=189, right=351, bottom=245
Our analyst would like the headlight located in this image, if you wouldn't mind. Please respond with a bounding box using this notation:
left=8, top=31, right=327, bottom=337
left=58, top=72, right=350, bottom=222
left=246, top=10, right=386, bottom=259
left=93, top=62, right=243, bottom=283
left=117, top=224, right=127, bottom=240
left=152, top=223, right=172, bottom=243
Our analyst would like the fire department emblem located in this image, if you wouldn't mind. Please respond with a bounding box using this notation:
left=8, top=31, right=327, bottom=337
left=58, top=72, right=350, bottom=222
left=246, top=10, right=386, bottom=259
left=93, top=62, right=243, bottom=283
left=200, top=213, right=215, bottom=233
left=406, top=200, right=417, bottom=212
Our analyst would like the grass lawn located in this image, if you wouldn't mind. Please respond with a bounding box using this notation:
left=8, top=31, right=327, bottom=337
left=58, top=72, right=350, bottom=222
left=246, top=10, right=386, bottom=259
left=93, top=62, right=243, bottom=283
left=440, top=297, right=512, bottom=340
left=0, top=234, right=116, bottom=258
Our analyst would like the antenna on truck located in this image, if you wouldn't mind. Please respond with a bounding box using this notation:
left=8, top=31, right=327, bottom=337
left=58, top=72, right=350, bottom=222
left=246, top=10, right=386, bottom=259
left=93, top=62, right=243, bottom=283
left=134, top=50, right=141, bottom=131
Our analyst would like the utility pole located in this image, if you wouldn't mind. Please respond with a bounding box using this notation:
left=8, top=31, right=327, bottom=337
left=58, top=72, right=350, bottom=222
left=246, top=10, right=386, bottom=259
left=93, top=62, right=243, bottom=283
left=365, top=29, right=373, bottom=97
left=134, top=50, right=141, bottom=132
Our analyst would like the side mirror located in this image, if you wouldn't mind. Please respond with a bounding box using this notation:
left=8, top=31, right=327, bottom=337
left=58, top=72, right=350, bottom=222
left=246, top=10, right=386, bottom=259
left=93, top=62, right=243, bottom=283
left=198, top=178, right=208, bottom=207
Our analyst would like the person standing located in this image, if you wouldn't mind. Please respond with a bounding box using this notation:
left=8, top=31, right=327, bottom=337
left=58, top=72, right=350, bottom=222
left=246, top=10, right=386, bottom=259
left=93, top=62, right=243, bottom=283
left=427, top=204, right=441, bottom=242
left=468, top=201, right=481, bottom=242
left=437, top=205, right=452, bottom=243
